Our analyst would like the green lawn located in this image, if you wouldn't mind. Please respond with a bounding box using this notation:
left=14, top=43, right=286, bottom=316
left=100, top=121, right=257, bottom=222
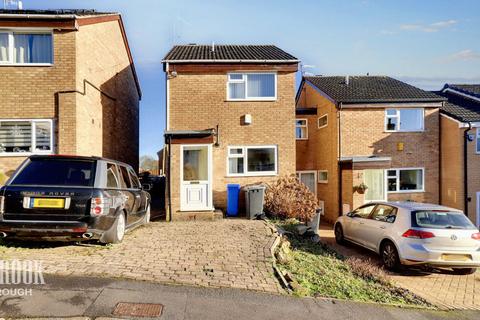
left=275, top=220, right=430, bottom=307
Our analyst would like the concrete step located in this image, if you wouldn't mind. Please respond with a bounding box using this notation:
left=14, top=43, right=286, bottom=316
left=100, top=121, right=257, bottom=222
left=172, top=209, right=224, bottom=221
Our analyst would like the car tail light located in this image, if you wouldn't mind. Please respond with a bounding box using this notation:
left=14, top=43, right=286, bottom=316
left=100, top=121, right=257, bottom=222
left=0, top=196, right=4, bottom=214
left=90, top=197, right=111, bottom=216
left=472, top=233, right=480, bottom=240
left=402, top=229, right=435, bottom=239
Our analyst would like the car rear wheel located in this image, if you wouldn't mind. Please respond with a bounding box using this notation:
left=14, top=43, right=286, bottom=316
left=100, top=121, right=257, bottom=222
left=452, top=268, right=477, bottom=275
left=101, top=213, right=126, bottom=244
left=144, top=205, right=151, bottom=224
left=381, top=241, right=400, bottom=271
left=334, top=224, right=346, bottom=245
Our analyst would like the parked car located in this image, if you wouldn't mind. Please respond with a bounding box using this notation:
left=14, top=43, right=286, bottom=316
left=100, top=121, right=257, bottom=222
left=0, top=155, right=151, bottom=244
left=334, top=202, right=480, bottom=274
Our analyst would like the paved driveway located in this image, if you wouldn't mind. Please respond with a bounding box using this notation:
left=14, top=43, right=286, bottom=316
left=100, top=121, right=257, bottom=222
left=0, top=220, right=283, bottom=294
left=319, top=225, right=480, bottom=310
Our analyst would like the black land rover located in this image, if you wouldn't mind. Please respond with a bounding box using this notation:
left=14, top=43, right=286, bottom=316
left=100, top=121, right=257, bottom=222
left=0, top=155, right=151, bottom=243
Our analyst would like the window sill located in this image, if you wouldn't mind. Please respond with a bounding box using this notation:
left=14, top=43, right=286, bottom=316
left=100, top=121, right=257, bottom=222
left=296, top=138, right=308, bottom=140
left=318, top=181, right=328, bottom=184
left=0, top=152, right=53, bottom=157
left=226, top=172, right=278, bottom=178
left=388, top=190, right=425, bottom=194
left=384, top=130, right=425, bottom=133
left=0, top=63, right=53, bottom=67
left=226, top=98, right=277, bottom=102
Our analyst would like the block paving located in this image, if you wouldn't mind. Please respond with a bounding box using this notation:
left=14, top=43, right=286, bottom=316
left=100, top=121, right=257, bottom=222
left=0, top=220, right=283, bottom=294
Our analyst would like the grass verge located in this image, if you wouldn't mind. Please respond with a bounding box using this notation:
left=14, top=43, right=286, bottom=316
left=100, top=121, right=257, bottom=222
left=275, top=220, right=431, bottom=307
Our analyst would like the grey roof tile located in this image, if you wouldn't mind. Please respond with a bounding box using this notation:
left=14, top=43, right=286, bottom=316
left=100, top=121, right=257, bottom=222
left=304, top=76, right=445, bottom=103
left=435, top=90, right=480, bottom=122
left=163, top=45, right=298, bottom=62
left=444, top=84, right=480, bottom=98
left=0, top=9, right=117, bottom=17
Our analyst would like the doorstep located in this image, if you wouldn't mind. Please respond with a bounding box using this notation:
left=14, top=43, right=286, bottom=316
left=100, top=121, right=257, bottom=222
left=172, top=209, right=224, bottom=221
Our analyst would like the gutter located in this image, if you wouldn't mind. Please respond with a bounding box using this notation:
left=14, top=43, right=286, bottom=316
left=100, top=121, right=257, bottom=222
left=161, top=59, right=299, bottom=63
left=463, top=122, right=472, bottom=217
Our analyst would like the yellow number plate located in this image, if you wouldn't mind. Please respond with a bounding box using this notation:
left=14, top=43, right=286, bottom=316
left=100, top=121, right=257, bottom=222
left=32, top=198, right=65, bottom=209
left=442, top=254, right=471, bottom=262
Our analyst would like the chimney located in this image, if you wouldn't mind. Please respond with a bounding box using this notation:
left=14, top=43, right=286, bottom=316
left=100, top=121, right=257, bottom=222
left=18, top=0, right=22, bottom=9
left=211, top=41, right=215, bottom=53
left=345, top=75, right=350, bottom=85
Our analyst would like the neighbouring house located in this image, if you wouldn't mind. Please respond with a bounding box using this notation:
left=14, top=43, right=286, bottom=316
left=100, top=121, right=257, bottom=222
left=296, top=76, right=445, bottom=223
left=0, top=9, right=141, bottom=184
left=436, top=84, right=480, bottom=227
left=162, top=44, right=299, bottom=220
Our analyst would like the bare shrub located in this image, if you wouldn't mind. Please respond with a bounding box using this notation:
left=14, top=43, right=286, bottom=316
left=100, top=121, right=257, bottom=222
left=345, top=257, right=390, bottom=284
left=264, top=175, right=318, bottom=222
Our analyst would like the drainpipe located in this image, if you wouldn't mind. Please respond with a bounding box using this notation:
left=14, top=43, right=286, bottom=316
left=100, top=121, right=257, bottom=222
left=463, top=122, right=472, bottom=217
left=166, top=135, right=172, bottom=222
left=165, top=62, right=170, bottom=131
left=337, top=103, right=343, bottom=216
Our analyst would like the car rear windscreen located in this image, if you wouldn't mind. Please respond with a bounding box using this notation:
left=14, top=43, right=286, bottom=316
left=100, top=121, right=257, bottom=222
left=412, top=210, right=476, bottom=230
left=11, top=158, right=96, bottom=187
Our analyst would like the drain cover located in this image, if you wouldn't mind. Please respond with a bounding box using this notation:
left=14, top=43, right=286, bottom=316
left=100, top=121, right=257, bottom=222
left=113, top=302, right=163, bottom=317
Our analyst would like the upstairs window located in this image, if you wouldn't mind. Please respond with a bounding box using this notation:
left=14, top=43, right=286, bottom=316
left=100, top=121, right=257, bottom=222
left=0, top=31, right=53, bottom=65
left=227, top=73, right=276, bottom=100
left=0, top=119, right=53, bottom=155
left=385, top=108, right=424, bottom=132
left=295, top=119, right=308, bottom=139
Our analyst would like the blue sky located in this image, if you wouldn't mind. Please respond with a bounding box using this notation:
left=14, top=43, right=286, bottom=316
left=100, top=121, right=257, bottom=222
left=21, top=0, right=480, bottom=157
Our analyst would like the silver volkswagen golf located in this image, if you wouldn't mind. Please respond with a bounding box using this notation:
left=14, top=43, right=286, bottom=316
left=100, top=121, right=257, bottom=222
left=334, top=202, right=480, bottom=274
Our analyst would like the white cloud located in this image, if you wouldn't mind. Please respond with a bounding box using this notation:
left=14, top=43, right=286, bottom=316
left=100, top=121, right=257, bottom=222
left=430, top=19, right=457, bottom=28
left=447, top=49, right=480, bottom=62
left=398, top=19, right=457, bottom=33
left=380, top=29, right=396, bottom=35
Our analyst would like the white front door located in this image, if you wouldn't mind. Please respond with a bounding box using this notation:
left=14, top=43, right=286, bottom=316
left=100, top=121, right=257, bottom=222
left=364, top=169, right=386, bottom=203
left=180, top=145, right=212, bottom=211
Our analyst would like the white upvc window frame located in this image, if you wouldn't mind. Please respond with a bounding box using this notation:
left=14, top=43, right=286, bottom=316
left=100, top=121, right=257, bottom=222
left=0, top=28, right=54, bottom=66
left=318, top=114, right=328, bottom=129
left=0, top=119, right=54, bottom=156
left=476, top=128, right=480, bottom=154
left=318, top=170, right=328, bottom=184
left=295, top=118, right=308, bottom=140
left=226, top=72, right=277, bottom=101
left=296, top=170, right=317, bottom=195
left=384, top=108, right=424, bottom=132
left=386, top=167, right=425, bottom=193
left=227, top=145, right=278, bottom=177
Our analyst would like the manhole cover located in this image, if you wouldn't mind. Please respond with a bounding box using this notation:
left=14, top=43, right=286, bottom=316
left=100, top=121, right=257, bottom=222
left=113, top=302, right=163, bottom=317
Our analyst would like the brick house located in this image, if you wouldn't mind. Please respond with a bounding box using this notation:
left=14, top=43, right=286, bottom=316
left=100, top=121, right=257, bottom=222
left=295, top=76, right=445, bottom=223
left=436, top=84, right=480, bottom=227
left=0, top=9, right=141, bottom=184
left=162, top=44, right=298, bottom=220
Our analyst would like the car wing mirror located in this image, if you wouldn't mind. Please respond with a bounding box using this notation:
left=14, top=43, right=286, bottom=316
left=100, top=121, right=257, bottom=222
left=142, top=184, right=152, bottom=191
